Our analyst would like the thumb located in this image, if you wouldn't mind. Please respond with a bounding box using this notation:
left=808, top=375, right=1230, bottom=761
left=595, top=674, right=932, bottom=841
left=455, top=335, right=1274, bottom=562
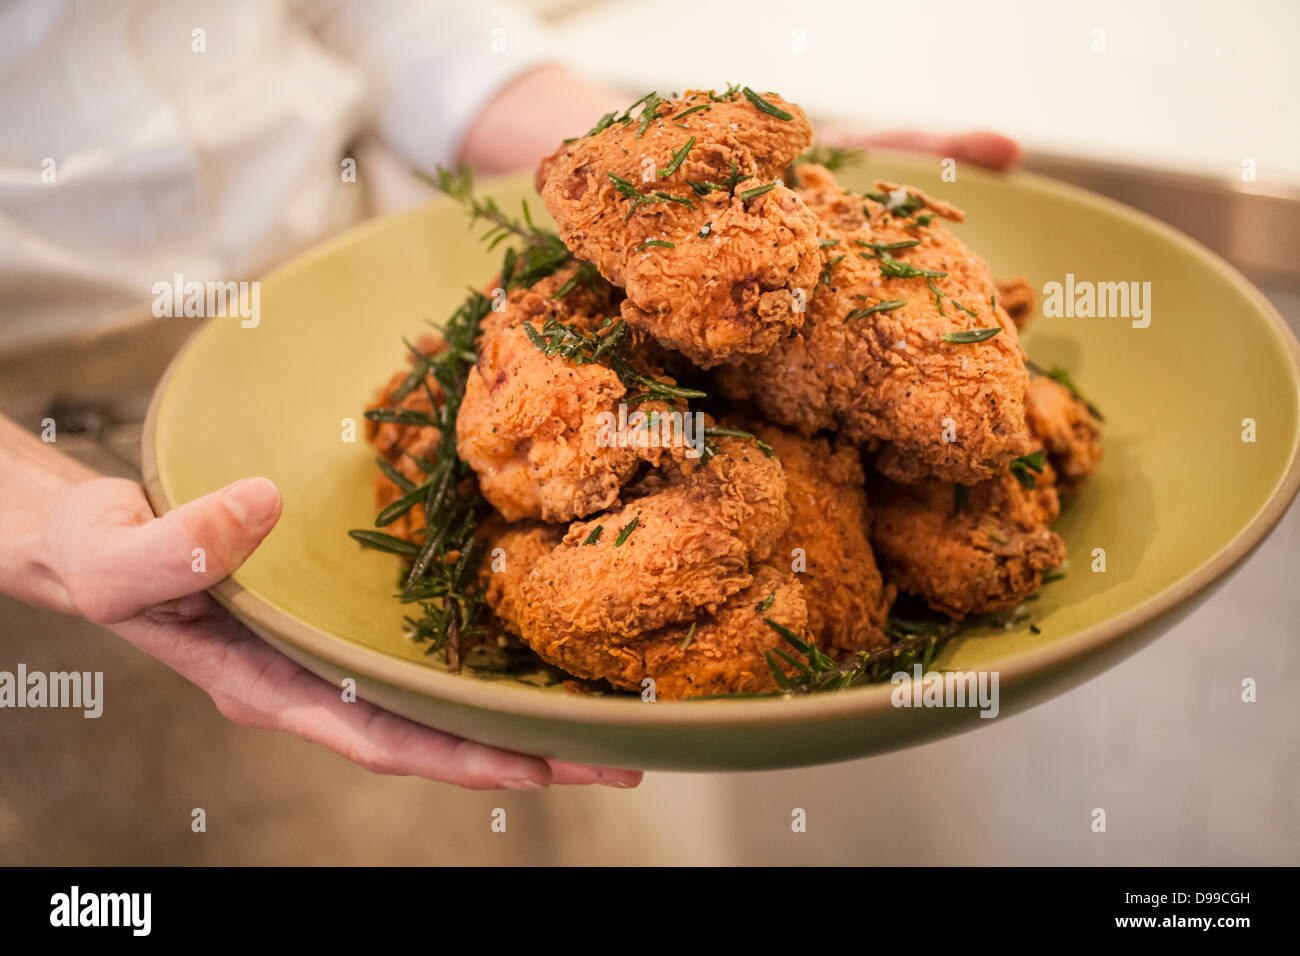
left=51, top=476, right=282, bottom=625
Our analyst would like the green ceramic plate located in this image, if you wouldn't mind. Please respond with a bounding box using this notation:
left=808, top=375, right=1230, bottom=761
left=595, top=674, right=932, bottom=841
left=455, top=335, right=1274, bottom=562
left=142, top=154, right=1300, bottom=771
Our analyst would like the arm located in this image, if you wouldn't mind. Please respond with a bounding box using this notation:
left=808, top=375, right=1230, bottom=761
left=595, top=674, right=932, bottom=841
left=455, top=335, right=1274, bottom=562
left=0, top=414, right=638, bottom=790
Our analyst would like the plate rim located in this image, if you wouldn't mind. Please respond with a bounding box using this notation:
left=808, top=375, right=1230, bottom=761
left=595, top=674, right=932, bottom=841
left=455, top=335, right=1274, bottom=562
left=140, top=157, right=1300, bottom=729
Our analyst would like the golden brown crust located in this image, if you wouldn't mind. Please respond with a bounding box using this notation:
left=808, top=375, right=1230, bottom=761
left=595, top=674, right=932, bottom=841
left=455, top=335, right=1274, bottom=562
left=1024, top=376, right=1103, bottom=493
left=869, top=468, right=1066, bottom=620
left=538, top=90, right=820, bottom=367
left=717, top=164, right=1034, bottom=485
left=456, top=265, right=682, bottom=522
left=753, top=423, right=894, bottom=656
left=513, top=435, right=790, bottom=645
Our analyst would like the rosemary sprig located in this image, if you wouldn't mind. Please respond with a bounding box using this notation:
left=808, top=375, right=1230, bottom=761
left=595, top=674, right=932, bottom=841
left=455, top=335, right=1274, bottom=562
left=420, top=165, right=571, bottom=290
left=761, top=617, right=955, bottom=694
left=741, top=87, right=793, bottom=121
left=614, top=517, right=639, bottom=547
left=942, top=328, right=1002, bottom=344
left=673, top=104, right=711, bottom=120
left=846, top=299, right=906, bottom=321
left=738, top=182, right=776, bottom=201
left=877, top=255, right=948, bottom=280
left=607, top=172, right=697, bottom=223
left=658, top=136, right=695, bottom=178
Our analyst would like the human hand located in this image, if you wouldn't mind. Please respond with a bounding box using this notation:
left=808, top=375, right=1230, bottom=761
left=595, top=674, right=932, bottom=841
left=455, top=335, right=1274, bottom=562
left=39, top=475, right=641, bottom=791
left=818, top=125, right=1022, bottom=171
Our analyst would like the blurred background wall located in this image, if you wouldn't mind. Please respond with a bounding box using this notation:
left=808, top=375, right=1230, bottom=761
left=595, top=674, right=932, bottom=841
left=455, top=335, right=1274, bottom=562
left=1, top=0, right=1297, bottom=865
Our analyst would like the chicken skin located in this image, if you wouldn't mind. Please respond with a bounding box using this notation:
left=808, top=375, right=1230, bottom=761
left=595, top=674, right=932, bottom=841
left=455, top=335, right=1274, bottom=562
left=752, top=423, right=894, bottom=656
left=488, top=534, right=809, bottom=698
left=538, top=89, right=822, bottom=367
left=1024, top=376, right=1103, bottom=493
left=457, top=264, right=687, bottom=522
left=513, top=433, right=790, bottom=647
left=717, top=164, right=1034, bottom=485
left=869, top=466, right=1066, bottom=620
left=867, top=376, right=1102, bottom=618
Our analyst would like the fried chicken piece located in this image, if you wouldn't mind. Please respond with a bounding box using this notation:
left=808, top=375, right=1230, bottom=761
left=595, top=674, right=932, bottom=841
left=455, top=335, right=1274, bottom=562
left=513, top=433, right=790, bottom=647
left=1024, top=376, right=1103, bottom=493
left=487, top=533, right=809, bottom=698
left=365, top=335, right=447, bottom=540
left=479, top=517, right=565, bottom=636
left=457, top=264, right=685, bottom=522
left=538, top=89, right=821, bottom=367
left=753, top=423, right=894, bottom=656
left=717, top=163, right=1034, bottom=485
left=870, top=465, right=1066, bottom=620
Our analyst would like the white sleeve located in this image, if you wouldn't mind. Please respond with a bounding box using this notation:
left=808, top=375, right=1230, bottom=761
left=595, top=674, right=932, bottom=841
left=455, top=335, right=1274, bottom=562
left=298, top=0, right=561, bottom=170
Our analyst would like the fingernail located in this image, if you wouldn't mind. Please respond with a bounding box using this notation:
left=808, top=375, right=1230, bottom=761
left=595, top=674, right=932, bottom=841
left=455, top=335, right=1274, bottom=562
left=600, top=780, right=635, bottom=789
left=224, top=477, right=280, bottom=527
left=503, top=779, right=545, bottom=791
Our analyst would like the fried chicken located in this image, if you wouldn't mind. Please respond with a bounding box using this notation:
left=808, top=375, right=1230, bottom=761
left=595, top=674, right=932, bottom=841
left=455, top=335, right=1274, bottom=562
left=457, top=264, right=686, bottom=522
left=752, top=423, right=894, bottom=656
left=538, top=89, right=821, bottom=367
left=1024, top=376, right=1103, bottom=493
left=717, top=163, right=1034, bottom=485
left=867, top=376, right=1103, bottom=618
left=512, top=432, right=789, bottom=647
left=869, top=466, right=1066, bottom=620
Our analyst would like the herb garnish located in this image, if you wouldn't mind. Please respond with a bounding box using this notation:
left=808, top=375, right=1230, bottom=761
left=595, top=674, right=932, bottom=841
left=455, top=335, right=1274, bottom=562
left=877, top=256, right=948, bottom=280
left=637, top=239, right=676, bottom=251
left=741, top=87, right=793, bottom=121
left=673, top=104, right=711, bottom=120
left=607, top=172, right=697, bottom=222
left=1009, top=450, right=1047, bottom=489
left=614, top=517, right=639, bottom=547
left=681, top=622, right=698, bottom=649
left=658, top=136, right=695, bottom=178
left=582, top=525, right=603, bottom=546
left=738, top=182, right=776, bottom=201
left=942, top=328, right=1002, bottom=344
left=846, top=299, right=906, bottom=321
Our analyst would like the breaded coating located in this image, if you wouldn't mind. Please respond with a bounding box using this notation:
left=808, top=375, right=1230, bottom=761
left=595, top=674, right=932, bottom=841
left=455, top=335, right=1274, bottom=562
left=1024, top=376, right=1103, bottom=493
left=717, top=163, right=1034, bottom=485
left=514, top=434, right=790, bottom=647
left=489, top=541, right=809, bottom=698
left=870, top=467, right=1066, bottom=620
left=366, top=335, right=447, bottom=540
left=753, top=423, right=894, bottom=656
left=538, top=89, right=821, bottom=367
left=479, top=517, right=565, bottom=636
left=457, top=265, right=683, bottom=522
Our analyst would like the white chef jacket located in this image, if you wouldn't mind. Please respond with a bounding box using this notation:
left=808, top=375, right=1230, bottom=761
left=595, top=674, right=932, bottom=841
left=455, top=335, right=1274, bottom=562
left=0, top=0, right=557, bottom=350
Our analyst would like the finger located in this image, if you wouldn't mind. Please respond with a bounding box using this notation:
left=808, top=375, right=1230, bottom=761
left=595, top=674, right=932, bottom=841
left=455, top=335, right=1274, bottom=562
left=119, top=609, right=555, bottom=790
left=823, top=127, right=1022, bottom=171
left=54, top=476, right=281, bottom=625
left=547, top=759, right=643, bottom=788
